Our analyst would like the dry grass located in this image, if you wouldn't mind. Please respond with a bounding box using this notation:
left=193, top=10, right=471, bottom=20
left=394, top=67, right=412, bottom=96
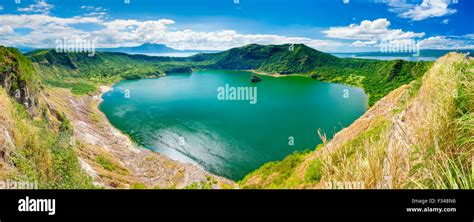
left=0, top=87, right=94, bottom=188
left=313, top=117, right=389, bottom=189
left=240, top=53, right=473, bottom=189
left=405, top=54, right=473, bottom=189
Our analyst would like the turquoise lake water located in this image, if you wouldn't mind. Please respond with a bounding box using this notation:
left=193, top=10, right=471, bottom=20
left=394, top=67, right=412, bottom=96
left=99, top=70, right=368, bottom=180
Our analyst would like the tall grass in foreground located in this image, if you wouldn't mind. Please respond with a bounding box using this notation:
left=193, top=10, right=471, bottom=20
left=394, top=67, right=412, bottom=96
left=240, top=53, right=473, bottom=189
left=411, top=55, right=473, bottom=189
left=316, top=54, right=474, bottom=189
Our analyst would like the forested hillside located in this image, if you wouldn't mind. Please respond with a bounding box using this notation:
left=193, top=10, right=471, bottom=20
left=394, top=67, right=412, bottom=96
left=27, top=44, right=432, bottom=106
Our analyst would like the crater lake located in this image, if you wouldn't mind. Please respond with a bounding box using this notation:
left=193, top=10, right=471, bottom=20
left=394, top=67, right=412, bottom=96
left=99, top=70, right=368, bottom=180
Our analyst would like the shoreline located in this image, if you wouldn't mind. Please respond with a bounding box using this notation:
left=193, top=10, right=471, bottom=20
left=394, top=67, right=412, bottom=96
left=248, top=69, right=308, bottom=78
left=88, top=70, right=369, bottom=187
left=248, top=69, right=370, bottom=106
left=93, top=82, right=235, bottom=188
left=94, top=84, right=113, bottom=105
left=95, top=83, right=141, bottom=148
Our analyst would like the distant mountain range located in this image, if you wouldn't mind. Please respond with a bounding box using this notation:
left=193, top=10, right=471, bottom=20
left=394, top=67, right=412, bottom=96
left=19, top=43, right=472, bottom=59
left=97, top=43, right=218, bottom=54
left=18, top=43, right=218, bottom=54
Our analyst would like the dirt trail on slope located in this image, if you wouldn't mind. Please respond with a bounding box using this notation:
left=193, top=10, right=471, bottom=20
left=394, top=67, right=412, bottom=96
left=381, top=111, right=413, bottom=188
left=381, top=54, right=462, bottom=188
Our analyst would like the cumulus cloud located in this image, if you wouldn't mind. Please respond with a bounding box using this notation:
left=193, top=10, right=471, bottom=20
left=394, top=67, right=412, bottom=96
left=351, top=40, right=378, bottom=47
left=0, top=14, right=104, bottom=47
left=0, top=14, right=344, bottom=51
left=95, top=22, right=344, bottom=50
left=81, top=6, right=106, bottom=11
left=0, top=25, right=14, bottom=34
left=0, top=14, right=102, bottom=30
left=17, top=1, right=54, bottom=14
left=323, top=18, right=425, bottom=41
left=80, top=5, right=108, bottom=18
left=138, top=29, right=344, bottom=50
left=320, top=18, right=474, bottom=50
left=464, top=34, right=474, bottom=39
left=385, top=0, right=457, bottom=21
left=3, top=7, right=470, bottom=52
left=418, top=36, right=474, bottom=49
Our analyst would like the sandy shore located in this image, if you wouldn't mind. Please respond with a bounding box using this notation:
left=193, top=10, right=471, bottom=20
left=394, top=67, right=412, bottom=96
left=248, top=69, right=308, bottom=78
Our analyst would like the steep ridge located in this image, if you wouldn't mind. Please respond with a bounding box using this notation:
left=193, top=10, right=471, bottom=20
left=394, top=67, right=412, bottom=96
left=191, top=44, right=340, bottom=73
left=240, top=53, right=473, bottom=189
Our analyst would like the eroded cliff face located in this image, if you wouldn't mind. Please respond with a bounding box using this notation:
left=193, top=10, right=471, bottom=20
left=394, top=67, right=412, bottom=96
left=0, top=47, right=39, bottom=175
left=0, top=47, right=39, bottom=113
left=0, top=47, right=78, bottom=186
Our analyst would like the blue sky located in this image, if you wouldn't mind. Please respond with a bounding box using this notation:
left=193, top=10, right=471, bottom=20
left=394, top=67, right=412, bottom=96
left=0, top=0, right=472, bottom=52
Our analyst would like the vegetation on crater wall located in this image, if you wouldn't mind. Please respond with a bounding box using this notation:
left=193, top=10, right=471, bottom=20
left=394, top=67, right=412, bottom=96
left=26, top=44, right=432, bottom=107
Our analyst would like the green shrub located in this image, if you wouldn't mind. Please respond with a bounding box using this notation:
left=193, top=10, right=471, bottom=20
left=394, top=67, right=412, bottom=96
left=305, top=158, right=323, bottom=182
left=95, top=154, right=118, bottom=172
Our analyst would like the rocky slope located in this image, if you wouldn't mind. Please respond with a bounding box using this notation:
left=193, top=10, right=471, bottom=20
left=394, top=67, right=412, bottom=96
left=43, top=86, right=234, bottom=188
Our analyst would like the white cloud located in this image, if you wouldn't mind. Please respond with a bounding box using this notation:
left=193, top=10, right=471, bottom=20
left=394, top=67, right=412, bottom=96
left=0, top=14, right=102, bottom=30
left=0, top=14, right=344, bottom=51
left=0, top=25, right=14, bottom=34
left=352, top=40, right=378, bottom=47
left=4, top=11, right=470, bottom=52
left=83, top=11, right=107, bottom=18
left=103, top=19, right=175, bottom=33
left=138, top=29, right=344, bottom=50
left=418, top=36, right=474, bottom=49
left=93, top=20, right=344, bottom=50
left=386, top=0, right=456, bottom=21
left=80, top=5, right=108, bottom=18
left=323, top=18, right=425, bottom=41
left=0, top=14, right=104, bottom=47
left=464, top=34, right=474, bottom=39
left=441, top=19, right=449, bottom=24
left=17, top=1, right=54, bottom=14
left=322, top=18, right=474, bottom=50
left=81, top=6, right=106, bottom=11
